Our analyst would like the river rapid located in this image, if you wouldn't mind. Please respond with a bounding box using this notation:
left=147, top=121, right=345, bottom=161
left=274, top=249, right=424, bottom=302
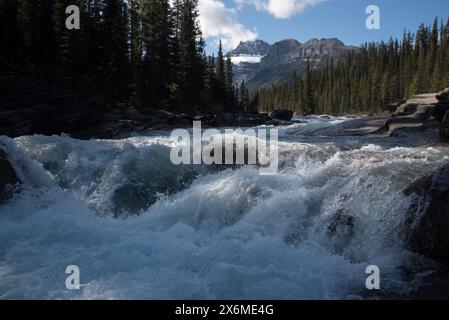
left=1, top=116, right=448, bottom=299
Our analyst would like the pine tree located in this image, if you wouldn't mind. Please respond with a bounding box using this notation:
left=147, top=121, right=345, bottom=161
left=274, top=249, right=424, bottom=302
left=0, top=0, right=21, bottom=64
left=52, top=0, right=88, bottom=84
left=129, top=0, right=143, bottom=102
left=102, top=0, right=131, bottom=102
left=225, top=53, right=235, bottom=111
left=239, top=80, right=249, bottom=112
left=303, top=59, right=316, bottom=115
left=249, top=90, right=259, bottom=114
left=141, top=0, right=174, bottom=108
left=256, top=16, right=449, bottom=114
left=175, top=0, right=205, bottom=112
left=215, top=39, right=226, bottom=106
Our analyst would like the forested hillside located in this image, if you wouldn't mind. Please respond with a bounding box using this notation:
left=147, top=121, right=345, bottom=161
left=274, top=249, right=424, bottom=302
left=257, top=17, right=449, bottom=115
left=0, top=0, right=252, bottom=113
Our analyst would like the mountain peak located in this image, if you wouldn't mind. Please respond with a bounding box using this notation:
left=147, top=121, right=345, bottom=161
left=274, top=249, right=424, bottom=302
left=303, top=38, right=345, bottom=47
left=232, top=37, right=357, bottom=89
left=229, top=40, right=271, bottom=56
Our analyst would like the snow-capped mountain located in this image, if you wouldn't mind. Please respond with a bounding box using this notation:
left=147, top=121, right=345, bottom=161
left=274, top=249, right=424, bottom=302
left=230, top=38, right=357, bottom=89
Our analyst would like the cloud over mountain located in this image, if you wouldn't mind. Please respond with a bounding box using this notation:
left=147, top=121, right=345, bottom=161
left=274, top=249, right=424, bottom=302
left=235, top=0, right=328, bottom=19
left=199, top=0, right=258, bottom=50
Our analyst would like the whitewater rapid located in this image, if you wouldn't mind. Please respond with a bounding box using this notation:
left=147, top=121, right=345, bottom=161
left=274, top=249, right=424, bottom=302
left=1, top=117, right=448, bottom=299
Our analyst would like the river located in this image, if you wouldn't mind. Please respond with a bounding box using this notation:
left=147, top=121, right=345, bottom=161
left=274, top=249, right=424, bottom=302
left=1, top=116, right=448, bottom=299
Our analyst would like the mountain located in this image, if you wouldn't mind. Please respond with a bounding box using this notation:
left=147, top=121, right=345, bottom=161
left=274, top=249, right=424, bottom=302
left=230, top=38, right=357, bottom=89
left=229, top=39, right=271, bottom=56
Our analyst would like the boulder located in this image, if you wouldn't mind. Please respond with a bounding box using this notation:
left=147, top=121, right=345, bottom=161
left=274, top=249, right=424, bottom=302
left=383, top=91, right=449, bottom=136
left=0, top=148, right=21, bottom=205
left=392, top=93, right=438, bottom=117
left=326, top=209, right=355, bottom=253
left=441, top=111, right=449, bottom=140
left=236, top=114, right=269, bottom=127
left=436, top=88, right=449, bottom=102
left=193, top=114, right=217, bottom=127
left=383, top=100, right=405, bottom=114
left=327, top=210, right=354, bottom=239
left=265, top=119, right=294, bottom=126
left=404, top=164, right=449, bottom=265
left=216, top=112, right=235, bottom=126
left=384, top=116, right=424, bottom=136
left=432, top=102, right=449, bottom=121
left=269, top=109, right=294, bottom=121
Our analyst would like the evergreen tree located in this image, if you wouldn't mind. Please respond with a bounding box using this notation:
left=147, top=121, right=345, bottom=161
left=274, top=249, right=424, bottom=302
left=129, top=0, right=143, bottom=102
left=175, top=0, right=205, bottom=112
left=141, top=0, right=173, bottom=108
left=303, top=59, right=316, bottom=115
left=4, top=3, right=448, bottom=116
left=225, top=53, right=235, bottom=111
left=102, top=0, right=130, bottom=102
left=52, top=0, right=88, bottom=84
left=239, top=80, right=249, bottom=112
left=257, top=17, right=449, bottom=115
left=215, top=40, right=226, bottom=106
left=0, top=0, right=21, bottom=64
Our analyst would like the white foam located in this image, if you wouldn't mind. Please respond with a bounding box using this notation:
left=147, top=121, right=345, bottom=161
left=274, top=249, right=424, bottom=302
left=0, top=132, right=448, bottom=299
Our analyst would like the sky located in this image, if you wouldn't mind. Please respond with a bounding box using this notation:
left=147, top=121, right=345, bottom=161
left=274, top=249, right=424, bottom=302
left=199, top=0, right=449, bottom=53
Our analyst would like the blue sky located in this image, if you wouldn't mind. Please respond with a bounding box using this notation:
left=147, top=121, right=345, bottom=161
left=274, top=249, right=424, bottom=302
left=199, top=0, right=449, bottom=53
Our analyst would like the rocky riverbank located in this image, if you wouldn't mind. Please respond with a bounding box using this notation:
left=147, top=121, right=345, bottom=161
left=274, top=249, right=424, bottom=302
left=310, top=88, right=449, bottom=140
left=0, top=66, right=296, bottom=139
left=382, top=88, right=449, bottom=139
left=85, top=108, right=294, bottom=139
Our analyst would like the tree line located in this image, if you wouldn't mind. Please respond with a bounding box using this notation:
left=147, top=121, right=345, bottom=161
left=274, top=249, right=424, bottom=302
left=257, top=17, right=449, bottom=115
left=0, top=0, right=250, bottom=114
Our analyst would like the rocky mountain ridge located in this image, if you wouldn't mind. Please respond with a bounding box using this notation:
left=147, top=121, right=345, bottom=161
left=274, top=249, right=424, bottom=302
left=231, top=38, right=357, bottom=89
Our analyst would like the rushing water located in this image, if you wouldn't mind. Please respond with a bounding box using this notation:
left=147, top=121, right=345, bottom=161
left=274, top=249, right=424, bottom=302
left=1, top=116, right=448, bottom=299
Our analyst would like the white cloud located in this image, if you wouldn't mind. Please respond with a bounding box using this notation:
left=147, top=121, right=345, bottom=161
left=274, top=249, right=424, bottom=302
left=199, top=0, right=258, bottom=51
left=235, top=0, right=327, bottom=19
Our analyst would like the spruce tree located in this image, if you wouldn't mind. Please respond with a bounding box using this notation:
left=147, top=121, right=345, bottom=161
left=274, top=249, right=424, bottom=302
left=303, top=59, right=316, bottom=115
left=0, top=0, right=21, bottom=64
left=129, top=0, right=143, bottom=102
left=141, top=0, right=173, bottom=108
left=225, top=53, right=235, bottom=111
left=239, top=80, right=249, bottom=112
left=175, top=0, right=205, bottom=112
left=215, top=40, right=226, bottom=106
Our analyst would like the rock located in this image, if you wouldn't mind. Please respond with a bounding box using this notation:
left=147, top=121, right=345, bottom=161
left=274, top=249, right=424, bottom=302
left=269, top=109, right=294, bottom=121
left=414, top=104, right=436, bottom=121
left=381, top=91, right=449, bottom=137
left=176, top=114, right=195, bottom=125
left=385, top=116, right=425, bottom=135
left=326, top=209, right=354, bottom=252
left=123, top=106, right=145, bottom=120
left=216, top=112, right=236, bottom=126
left=436, top=88, right=449, bottom=102
left=392, top=93, right=438, bottom=117
left=383, top=100, right=405, bottom=114
left=441, top=111, right=449, bottom=140
left=432, top=102, right=449, bottom=121
left=327, top=210, right=354, bottom=238
left=313, top=116, right=388, bottom=136
left=193, top=114, right=217, bottom=127
left=0, top=148, right=21, bottom=205
left=265, top=119, right=294, bottom=126
left=236, top=113, right=270, bottom=127
left=404, top=164, right=449, bottom=266
left=229, top=40, right=271, bottom=56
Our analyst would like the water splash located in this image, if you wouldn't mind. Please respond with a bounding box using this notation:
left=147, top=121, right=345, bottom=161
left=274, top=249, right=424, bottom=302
left=1, top=119, right=448, bottom=299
